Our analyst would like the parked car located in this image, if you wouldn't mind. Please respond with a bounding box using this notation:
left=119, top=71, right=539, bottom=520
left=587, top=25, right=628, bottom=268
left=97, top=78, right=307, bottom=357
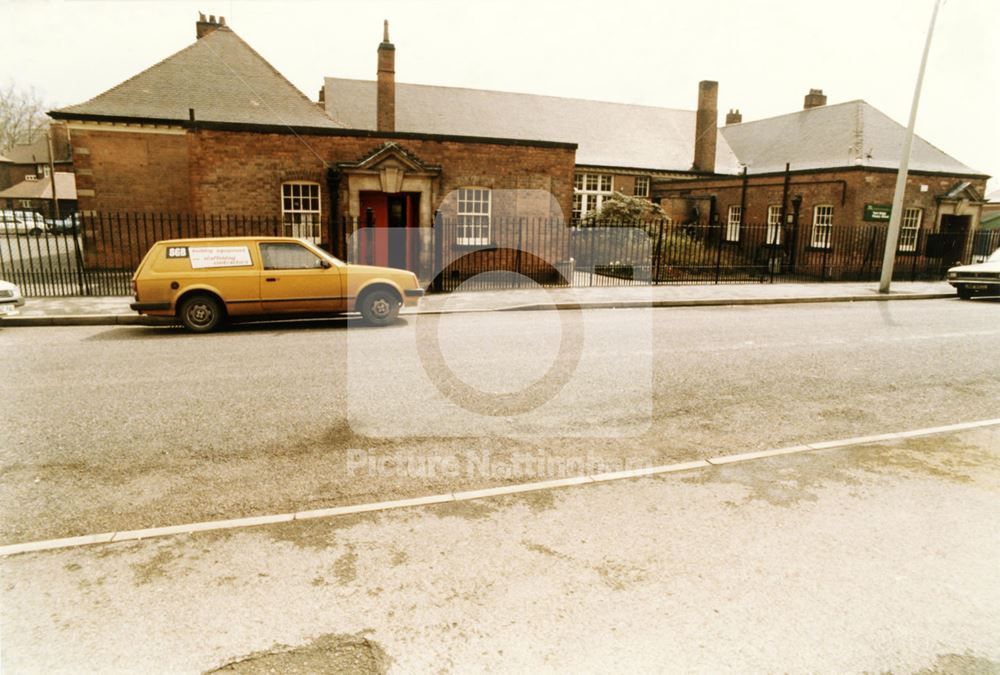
left=46, top=214, right=80, bottom=235
left=0, top=210, right=46, bottom=236
left=1, top=211, right=29, bottom=235
left=947, top=246, right=1000, bottom=299
left=130, top=236, right=425, bottom=331
left=0, top=280, right=26, bottom=316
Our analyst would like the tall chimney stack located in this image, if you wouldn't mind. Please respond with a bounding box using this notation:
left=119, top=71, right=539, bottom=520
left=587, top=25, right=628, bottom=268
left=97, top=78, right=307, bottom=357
left=725, top=108, right=742, bottom=125
left=692, top=80, right=718, bottom=173
left=803, top=88, right=827, bottom=109
left=377, top=20, right=396, bottom=133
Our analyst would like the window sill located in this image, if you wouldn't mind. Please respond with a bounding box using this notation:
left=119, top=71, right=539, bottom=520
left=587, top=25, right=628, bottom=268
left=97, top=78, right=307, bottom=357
left=454, top=242, right=497, bottom=250
left=805, top=246, right=833, bottom=252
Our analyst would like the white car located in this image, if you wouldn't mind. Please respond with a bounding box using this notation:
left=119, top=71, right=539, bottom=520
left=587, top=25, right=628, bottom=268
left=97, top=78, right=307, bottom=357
left=0, top=280, right=25, bottom=316
left=947, top=246, right=1000, bottom=299
left=1, top=210, right=46, bottom=236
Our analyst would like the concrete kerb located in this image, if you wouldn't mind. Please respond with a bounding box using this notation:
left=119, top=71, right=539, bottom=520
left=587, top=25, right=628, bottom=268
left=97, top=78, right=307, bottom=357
left=0, top=291, right=956, bottom=327
left=501, top=292, right=954, bottom=312
left=0, top=314, right=171, bottom=327
left=2, top=418, right=998, bottom=558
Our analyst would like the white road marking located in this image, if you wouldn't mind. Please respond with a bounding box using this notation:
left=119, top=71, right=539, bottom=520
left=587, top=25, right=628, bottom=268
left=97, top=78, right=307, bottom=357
left=2, top=418, right=999, bottom=558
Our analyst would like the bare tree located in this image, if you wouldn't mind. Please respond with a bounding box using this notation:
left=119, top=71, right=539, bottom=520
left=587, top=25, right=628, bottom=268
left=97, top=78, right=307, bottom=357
left=0, top=81, right=50, bottom=152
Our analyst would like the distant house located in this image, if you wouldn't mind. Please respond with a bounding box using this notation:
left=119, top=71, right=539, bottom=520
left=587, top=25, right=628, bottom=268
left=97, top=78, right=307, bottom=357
left=0, top=171, right=77, bottom=216
left=0, top=126, right=73, bottom=191
left=0, top=154, right=12, bottom=193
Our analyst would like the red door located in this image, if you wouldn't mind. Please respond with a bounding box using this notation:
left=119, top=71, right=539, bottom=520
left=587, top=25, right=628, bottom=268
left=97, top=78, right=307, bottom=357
left=359, top=192, right=420, bottom=270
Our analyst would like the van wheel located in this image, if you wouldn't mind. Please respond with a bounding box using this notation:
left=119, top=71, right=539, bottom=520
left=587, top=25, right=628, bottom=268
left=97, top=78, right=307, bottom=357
left=359, top=289, right=400, bottom=326
left=28, top=227, right=42, bottom=237
left=179, top=294, right=224, bottom=332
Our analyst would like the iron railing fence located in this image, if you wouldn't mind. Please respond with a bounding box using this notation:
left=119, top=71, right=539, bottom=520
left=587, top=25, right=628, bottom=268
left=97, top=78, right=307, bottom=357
left=0, top=210, right=994, bottom=297
left=422, top=217, right=986, bottom=291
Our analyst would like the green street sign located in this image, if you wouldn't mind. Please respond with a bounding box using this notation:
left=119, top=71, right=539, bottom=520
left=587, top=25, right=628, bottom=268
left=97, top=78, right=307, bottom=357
left=864, top=204, right=892, bottom=221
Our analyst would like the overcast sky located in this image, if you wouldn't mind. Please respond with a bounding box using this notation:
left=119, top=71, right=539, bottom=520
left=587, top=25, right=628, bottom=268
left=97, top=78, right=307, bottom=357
left=4, top=0, right=998, bottom=193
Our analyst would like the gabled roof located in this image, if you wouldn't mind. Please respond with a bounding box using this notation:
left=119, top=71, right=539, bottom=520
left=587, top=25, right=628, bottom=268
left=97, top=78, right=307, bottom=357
left=0, top=172, right=77, bottom=200
left=324, top=78, right=741, bottom=174
left=721, top=100, right=984, bottom=176
left=55, top=27, right=339, bottom=128
left=3, top=136, right=71, bottom=164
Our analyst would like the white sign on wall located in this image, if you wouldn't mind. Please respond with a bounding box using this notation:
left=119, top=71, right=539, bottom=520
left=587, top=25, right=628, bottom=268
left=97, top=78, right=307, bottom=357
left=189, top=246, right=253, bottom=269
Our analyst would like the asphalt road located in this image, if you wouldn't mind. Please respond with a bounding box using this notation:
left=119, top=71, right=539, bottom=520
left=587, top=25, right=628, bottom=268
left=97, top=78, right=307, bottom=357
left=2, top=426, right=998, bottom=673
left=2, top=298, right=999, bottom=544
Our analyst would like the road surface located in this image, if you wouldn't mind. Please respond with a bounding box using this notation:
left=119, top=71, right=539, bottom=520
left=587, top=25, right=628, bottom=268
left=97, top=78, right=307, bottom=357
left=2, top=299, right=999, bottom=544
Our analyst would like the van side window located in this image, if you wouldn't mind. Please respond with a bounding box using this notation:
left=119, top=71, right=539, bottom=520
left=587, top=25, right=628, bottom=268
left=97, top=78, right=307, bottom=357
left=260, top=243, right=325, bottom=270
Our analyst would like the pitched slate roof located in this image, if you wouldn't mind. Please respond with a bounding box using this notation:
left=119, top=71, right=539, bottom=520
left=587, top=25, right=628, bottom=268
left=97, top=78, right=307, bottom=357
left=323, top=78, right=741, bottom=174
left=720, top=100, right=983, bottom=176
left=0, top=172, right=77, bottom=200
left=55, top=27, right=339, bottom=128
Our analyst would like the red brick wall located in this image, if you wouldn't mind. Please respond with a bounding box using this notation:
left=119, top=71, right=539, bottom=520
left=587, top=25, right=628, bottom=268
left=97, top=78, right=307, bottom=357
left=185, top=129, right=576, bottom=220
left=67, top=124, right=577, bottom=269
left=654, top=168, right=988, bottom=280
left=69, top=128, right=192, bottom=213
left=656, top=168, right=987, bottom=230
left=69, top=125, right=576, bottom=220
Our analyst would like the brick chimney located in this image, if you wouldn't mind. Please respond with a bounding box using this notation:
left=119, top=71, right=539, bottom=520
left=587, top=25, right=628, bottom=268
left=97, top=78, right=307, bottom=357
left=725, top=108, right=742, bottom=125
left=692, top=80, right=718, bottom=173
left=377, top=20, right=396, bottom=133
left=803, top=88, right=827, bottom=109
left=196, top=13, right=225, bottom=39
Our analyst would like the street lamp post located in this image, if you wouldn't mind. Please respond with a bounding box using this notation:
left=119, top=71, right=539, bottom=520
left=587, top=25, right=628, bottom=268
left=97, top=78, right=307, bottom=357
left=879, top=0, right=942, bottom=294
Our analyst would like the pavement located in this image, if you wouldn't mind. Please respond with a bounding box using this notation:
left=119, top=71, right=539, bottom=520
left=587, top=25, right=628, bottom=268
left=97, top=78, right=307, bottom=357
left=2, top=425, right=998, bottom=673
left=0, top=280, right=957, bottom=325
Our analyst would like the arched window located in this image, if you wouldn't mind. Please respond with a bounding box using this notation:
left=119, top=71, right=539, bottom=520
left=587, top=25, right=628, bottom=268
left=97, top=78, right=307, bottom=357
left=281, top=181, right=321, bottom=243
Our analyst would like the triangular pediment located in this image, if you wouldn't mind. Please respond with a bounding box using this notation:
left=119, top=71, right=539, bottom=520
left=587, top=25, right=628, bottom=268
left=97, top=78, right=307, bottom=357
left=337, top=142, right=441, bottom=174
left=941, top=181, right=984, bottom=203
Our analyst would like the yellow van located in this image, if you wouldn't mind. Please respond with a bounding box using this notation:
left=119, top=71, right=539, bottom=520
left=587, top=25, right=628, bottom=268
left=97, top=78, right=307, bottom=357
left=130, top=237, right=424, bottom=331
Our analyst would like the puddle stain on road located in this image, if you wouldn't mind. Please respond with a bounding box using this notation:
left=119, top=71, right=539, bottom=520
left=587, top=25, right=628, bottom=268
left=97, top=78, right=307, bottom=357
left=333, top=546, right=358, bottom=585
left=130, top=545, right=183, bottom=586
left=678, top=429, right=999, bottom=508
left=263, top=512, right=381, bottom=551
left=913, top=651, right=1000, bottom=675
left=594, top=558, right=649, bottom=591
left=206, top=632, right=391, bottom=675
